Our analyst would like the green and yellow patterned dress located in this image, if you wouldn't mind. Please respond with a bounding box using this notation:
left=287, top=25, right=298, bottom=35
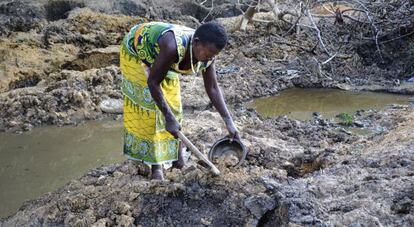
left=120, top=22, right=212, bottom=164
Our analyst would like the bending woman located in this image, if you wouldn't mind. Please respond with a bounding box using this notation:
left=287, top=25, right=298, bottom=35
left=120, top=21, right=239, bottom=180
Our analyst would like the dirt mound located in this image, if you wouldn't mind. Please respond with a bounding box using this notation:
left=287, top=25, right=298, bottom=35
left=0, top=8, right=142, bottom=94
left=0, top=66, right=121, bottom=132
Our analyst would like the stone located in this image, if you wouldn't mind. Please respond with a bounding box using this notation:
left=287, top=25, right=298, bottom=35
left=353, top=121, right=365, bottom=127
left=200, top=217, right=212, bottom=225
left=99, top=99, right=123, bottom=114
left=244, top=193, right=276, bottom=218
left=335, top=83, right=352, bottom=90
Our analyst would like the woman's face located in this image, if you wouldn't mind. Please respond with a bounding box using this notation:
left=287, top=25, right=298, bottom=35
left=193, top=39, right=221, bottom=62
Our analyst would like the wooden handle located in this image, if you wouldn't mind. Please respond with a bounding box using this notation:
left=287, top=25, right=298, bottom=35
left=177, top=131, right=220, bottom=175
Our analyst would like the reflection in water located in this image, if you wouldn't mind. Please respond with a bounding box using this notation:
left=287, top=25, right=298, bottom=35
left=0, top=120, right=124, bottom=218
left=250, top=88, right=412, bottom=120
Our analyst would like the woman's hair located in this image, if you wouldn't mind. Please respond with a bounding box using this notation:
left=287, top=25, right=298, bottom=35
left=194, top=21, right=227, bottom=50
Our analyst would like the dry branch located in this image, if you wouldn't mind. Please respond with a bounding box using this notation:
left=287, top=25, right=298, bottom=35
left=236, top=0, right=282, bottom=32
left=350, top=0, right=384, bottom=60
left=201, top=0, right=214, bottom=23
left=237, top=0, right=258, bottom=31
left=306, top=9, right=331, bottom=56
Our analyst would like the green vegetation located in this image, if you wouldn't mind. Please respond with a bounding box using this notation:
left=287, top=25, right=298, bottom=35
left=337, top=113, right=355, bottom=126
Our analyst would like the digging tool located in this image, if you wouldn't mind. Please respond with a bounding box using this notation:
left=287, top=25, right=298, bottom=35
left=177, top=131, right=221, bottom=176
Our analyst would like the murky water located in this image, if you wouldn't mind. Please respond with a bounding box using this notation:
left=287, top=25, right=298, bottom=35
left=0, top=120, right=124, bottom=218
left=250, top=88, right=412, bottom=120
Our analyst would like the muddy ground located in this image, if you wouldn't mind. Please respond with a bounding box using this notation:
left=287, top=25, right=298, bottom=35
left=1, top=105, right=413, bottom=226
left=0, top=0, right=414, bottom=226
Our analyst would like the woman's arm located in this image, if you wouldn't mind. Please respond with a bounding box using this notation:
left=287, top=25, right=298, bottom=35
left=147, top=32, right=180, bottom=137
left=202, top=62, right=240, bottom=140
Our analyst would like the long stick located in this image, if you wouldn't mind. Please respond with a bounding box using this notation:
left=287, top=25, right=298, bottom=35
left=177, top=131, right=220, bottom=175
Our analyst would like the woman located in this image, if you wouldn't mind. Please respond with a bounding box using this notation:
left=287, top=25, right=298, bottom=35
left=120, top=21, right=239, bottom=180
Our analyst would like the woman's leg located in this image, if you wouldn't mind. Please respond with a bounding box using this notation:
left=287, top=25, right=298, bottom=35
left=151, top=164, right=164, bottom=180
left=172, top=141, right=185, bottom=169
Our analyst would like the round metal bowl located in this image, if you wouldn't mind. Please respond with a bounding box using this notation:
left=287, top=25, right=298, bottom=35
left=208, top=137, right=247, bottom=168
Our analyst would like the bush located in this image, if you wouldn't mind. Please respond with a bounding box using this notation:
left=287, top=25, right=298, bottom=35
left=337, top=113, right=354, bottom=126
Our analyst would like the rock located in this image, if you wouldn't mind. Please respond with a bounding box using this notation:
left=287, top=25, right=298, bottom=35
left=282, top=69, right=300, bottom=80
left=261, top=176, right=283, bottom=191
left=113, top=171, right=124, bottom=178
left=335, top=83, right=352, bottom=90
left=244, top=193, right=276, bottom=218
left=99, top=99, right=123, bottom=114
left=353, top=121, right=365, bottom=127
left=8, top=120, right=20, bottom=127
left=312, top=112, right=322, bottom=118
left=113, top=114, right=123, bottom=120
left=128, top=192, right=139, bottom=202
left=200, top=217, right=212, bottom=226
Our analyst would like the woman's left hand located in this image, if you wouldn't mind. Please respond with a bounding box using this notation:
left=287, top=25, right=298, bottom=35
left=224, top=117, right=240, bottom=141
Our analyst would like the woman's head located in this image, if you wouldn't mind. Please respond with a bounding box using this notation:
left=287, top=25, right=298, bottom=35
left=193, top=22, right=227, bottom=62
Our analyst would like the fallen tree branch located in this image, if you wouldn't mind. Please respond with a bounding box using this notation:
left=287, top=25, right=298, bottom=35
left=237, top=0, right=259, bottom=31
left=351, top=0, right=384, bottom=61
left=201, top=0, right=214, bottom=23
left=278, top=10, right=317, bottom=30
left=379, top=30, right=414, bottom=44
left=251, top=17, right=273, bottom=23
left=322, top=52, right=338, bottom=64
left=236, top=0, right=282, bottom=32
left=282, top=2, right=306, bottom=36
left=306, top=9, right=331, bottom=56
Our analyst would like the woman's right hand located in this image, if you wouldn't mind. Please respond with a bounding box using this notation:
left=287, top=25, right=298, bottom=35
left=223, top=116, right=240, bottom=141
left=165, top=114, right=180, bottom=138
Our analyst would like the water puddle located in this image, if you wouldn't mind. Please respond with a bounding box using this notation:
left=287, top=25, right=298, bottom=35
left=0, top=119, right=124, bottom=218
left=249, top=88, right=412, bottom=120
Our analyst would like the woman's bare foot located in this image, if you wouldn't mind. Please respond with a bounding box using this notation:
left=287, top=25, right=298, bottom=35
left=151, top=165, right=164, bottom=180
